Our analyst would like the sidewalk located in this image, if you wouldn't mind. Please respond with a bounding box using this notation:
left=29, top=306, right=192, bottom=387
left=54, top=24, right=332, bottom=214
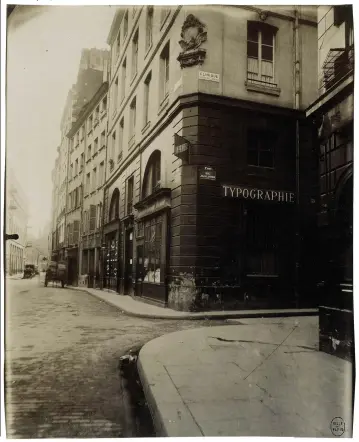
left=69, top=286, right=318, bottom=320
left=138, top=316, right=353, bottom=437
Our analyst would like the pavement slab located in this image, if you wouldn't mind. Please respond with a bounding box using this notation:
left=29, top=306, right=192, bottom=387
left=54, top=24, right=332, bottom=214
left=138, top=317, right=354, bottom=437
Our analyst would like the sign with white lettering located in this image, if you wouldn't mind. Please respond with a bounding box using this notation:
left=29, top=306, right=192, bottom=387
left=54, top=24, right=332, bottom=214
left=199, top=166, right=216, bottom=181
left=199, top=71, right=220, bottom=82
left=222, top=185, right=295, bottom=203
left=174, top=133, right=190, bottom=161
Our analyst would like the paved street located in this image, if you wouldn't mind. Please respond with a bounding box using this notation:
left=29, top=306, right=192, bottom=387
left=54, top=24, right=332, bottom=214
left=5, top=276, right=226, bottom=438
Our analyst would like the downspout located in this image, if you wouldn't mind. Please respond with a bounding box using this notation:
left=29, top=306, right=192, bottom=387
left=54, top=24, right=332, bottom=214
left=294, top=6, right=301, bottom=307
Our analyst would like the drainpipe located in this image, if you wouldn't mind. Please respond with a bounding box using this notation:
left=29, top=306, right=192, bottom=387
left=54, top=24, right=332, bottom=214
left=294, top=6, right=301, bottom=307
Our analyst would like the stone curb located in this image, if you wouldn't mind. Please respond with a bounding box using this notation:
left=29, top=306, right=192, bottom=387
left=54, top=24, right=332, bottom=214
left=68, top=286, right=318, bottom=320
left=137, top=341, right=203, bottom=437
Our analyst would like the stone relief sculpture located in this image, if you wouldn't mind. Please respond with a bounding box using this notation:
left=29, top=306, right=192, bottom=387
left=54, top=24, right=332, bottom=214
left=177, top=14, right=207, bottom=68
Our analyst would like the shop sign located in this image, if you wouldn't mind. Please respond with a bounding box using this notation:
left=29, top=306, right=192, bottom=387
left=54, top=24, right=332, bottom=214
left=199, top=71, right=220, bottom=82
left=223, top=185, right=295, bottom=203
left=174, top=133, right=190, bottom=161
left=199, top=166, right=216, bottom=181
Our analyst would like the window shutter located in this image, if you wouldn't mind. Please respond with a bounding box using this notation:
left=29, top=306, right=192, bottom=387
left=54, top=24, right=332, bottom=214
left=90, top=205, right=97, bottom=232
left=73, top=220, right=80, bottom=244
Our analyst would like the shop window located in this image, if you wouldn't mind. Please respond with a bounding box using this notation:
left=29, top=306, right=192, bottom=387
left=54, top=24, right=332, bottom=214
left=142, top=150, right=161, bottom=198
left=247, top=21, right=278, bottom=88
left=109, top=188, right=120, bottom=221
left=247, top=129, right=275, bottom=168
left=246, top=208, right=278, bottom=275
left=143, top=216, right=162, bottom=283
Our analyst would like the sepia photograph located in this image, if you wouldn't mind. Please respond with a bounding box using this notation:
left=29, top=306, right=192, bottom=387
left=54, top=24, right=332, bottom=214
left=2, top=2, right=355, bottom=438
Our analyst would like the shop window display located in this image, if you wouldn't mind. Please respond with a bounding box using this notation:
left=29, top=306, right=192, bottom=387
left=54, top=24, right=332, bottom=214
left=143, top=216, right=162, bottom=283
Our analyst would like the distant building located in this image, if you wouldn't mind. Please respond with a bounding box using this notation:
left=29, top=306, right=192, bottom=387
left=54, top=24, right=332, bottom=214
left=65, top=80, right=109, bottom=286
left=50, top=48, right=110, bottom=262
left=5, top=168, right=29, bottom=274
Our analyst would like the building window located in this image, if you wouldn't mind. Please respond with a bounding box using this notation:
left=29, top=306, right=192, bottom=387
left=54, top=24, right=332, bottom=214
left=160, top=42, right=170, bottom=101
left=94, top=137, right=98, bottom=153
left=160, top=7, right=170, bottom=25
left=80, top=153, right=84, bottom=171
left=114, top=77, right=119, bottom=112
left=75, top=159, right=78, bottom=176
left=123, top=10, right=128, bottom=38
left=146, top=6, right=153, bottom=50
left=118, top=118, right=124, bottom=161
left=95, top=106, right=100, bottom=125
left=88, top=115, right=93, bottom=133
left=87, top=144, right=92, bottom=160
left=111, top=131, right=116, bottom=163
left=101, top=130, right=106, bottom=148
left=132, top=29, right=139, bottom=79
left=143, top=216, right=162, bottom=283
left=99, top=161, right=105, bottom=186
left=116, top=29, right=121, bottom=58
left=247, top=21, right=277, bottom=88
left=109, top=188, right=120, bottom=221
left=86, top=173, right=91, bottom=195
left=142, top=150, right=161, bottom=198
left=81, top=125, right=85, bottom=140
left=247, top=129, right=275, bottom=168
left=102, top=96, right=107, bottom=114
left=129, top=98, right=136, bottom=146
left=92, top=167, right=97, bottom=192
left=70, top=163, right=73, bottom=180
left=144, top=71, right=152, bottom=126
left=127, top=176, right=134, bottom=215
left=121, top=58, right=127, bottom=101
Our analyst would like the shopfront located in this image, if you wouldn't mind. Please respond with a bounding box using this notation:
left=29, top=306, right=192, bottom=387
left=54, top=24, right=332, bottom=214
left=220, top=184, right=296, bottom=307
left=134, top=189, right=171, bottom=305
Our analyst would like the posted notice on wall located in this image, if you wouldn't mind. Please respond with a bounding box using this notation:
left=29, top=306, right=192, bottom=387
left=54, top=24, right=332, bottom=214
left=199, top=71, right=220, bottom=83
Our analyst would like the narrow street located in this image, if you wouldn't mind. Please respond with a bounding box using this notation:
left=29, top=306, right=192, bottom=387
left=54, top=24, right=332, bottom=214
left=5, top=276, right=226, bottom=438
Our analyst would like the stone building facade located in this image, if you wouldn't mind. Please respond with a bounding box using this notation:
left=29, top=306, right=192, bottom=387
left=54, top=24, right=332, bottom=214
left=5, top=168, right=29, bottom=274
left=101, top=5, right=318, bottom=311
left=306, top=5, right=354, bottom=359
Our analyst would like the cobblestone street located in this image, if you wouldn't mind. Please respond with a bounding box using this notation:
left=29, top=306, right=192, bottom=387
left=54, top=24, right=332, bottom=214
left=5, top=276, right=226, bottom=438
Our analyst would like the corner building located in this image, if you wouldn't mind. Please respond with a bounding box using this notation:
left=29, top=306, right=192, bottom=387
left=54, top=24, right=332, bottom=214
left=103, top=5, right=318, bottom=311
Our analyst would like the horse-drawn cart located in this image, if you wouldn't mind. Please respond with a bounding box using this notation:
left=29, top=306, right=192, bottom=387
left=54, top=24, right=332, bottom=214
left=45, top=261, right=67, bottom=287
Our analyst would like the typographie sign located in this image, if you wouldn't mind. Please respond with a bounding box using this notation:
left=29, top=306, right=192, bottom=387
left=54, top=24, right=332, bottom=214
left=222, top=185, right=295, bottom=203
left=199, top=166, right=216, bottom=181
left=199, top=71, right=220, bottom=82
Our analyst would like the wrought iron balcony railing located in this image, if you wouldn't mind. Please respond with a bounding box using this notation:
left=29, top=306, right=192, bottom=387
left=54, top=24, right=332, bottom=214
left=320, top=46, right=354, bottom=95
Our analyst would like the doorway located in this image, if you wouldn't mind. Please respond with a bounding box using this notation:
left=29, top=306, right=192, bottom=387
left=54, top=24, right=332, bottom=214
left=124, top=229, right=134, bottom=295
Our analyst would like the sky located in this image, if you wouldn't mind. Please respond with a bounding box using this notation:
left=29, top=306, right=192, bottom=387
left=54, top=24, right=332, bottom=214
left=6, top=5, right=117, bottom=237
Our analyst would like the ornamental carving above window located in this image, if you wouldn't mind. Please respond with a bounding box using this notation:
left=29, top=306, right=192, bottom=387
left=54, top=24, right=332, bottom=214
left=177, top=14, right=207, bottom=68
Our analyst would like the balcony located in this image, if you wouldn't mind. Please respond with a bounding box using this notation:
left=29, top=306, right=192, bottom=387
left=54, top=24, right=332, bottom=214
left=320, top=46, right=354, bottom=95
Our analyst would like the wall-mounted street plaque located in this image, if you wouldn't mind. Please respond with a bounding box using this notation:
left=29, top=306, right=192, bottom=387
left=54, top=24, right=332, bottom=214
left=199, top=71, right=220, bottom=82
left=222, top=184, right=295, bottom=203
left=199, top=166, right=216, bottom=181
